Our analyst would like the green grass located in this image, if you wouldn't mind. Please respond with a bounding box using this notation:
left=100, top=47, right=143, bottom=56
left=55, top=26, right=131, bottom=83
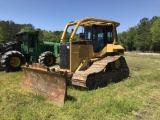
left=0, top=53, right=160, bottom=120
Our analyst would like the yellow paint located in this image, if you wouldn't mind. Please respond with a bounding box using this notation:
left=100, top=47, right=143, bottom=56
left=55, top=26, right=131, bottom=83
left=58, top=18, right=124, bottom=73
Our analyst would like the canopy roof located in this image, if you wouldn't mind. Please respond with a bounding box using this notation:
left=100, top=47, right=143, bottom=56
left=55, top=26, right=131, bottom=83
left=68, top=18, right=120, bottom=27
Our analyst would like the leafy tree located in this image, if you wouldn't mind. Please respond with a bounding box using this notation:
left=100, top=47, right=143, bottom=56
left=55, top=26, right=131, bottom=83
left=53, top=31, right=63, bottom=42
left=0, top=20, right=20, bottom=42
left=118, top=27, right=137, bottom=51
left=118, top=16, right=158, bottom=52
left=0, top=27, right=3, bottom=43
left=126, top=27, right=137, bottom=51
left=118, top=31, right=128, bottom=50
left=0, top=20, right=35, bottom=43
left=150, top=17, right=160, bottom=52
left=21, top=24, right=35, bottom=32
left=135, top=17, right=151, bottom=51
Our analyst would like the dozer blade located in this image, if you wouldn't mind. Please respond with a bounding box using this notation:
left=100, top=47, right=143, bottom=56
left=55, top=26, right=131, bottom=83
left=21, top=63, right=67, bottom=106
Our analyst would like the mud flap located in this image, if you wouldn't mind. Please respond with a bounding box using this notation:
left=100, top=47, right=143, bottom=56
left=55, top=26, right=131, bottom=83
left=21, top=63, right=67, bottom=106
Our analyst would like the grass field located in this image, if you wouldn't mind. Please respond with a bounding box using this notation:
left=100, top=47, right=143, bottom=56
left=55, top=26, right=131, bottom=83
left=0, top=53, right=160, bottom=120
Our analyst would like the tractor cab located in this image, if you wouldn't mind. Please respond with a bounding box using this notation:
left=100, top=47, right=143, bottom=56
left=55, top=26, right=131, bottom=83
left=16, top=31, right=39, bottom=62
left=16, top=31, right=39, bottom=46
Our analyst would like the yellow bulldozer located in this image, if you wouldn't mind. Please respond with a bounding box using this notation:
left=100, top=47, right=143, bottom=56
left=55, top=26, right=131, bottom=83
left=22, top=18, right=129, bottom=106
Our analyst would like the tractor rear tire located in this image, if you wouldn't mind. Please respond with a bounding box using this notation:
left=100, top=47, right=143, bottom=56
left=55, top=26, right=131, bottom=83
left=1, top=51, right=26, bottom=72
left=38, top=51, right=56, bottom=67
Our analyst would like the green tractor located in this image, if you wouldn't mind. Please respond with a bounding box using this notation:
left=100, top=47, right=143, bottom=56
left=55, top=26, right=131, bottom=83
left=1, top=31, right=59, bottom=72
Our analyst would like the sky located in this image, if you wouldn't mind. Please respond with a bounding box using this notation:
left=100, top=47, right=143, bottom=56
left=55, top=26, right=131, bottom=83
left=0, top=0, right=159, bottom=33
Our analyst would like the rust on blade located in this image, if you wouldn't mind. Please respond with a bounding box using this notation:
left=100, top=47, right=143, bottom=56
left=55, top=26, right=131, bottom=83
left=21, top=63, right=67, bottom=106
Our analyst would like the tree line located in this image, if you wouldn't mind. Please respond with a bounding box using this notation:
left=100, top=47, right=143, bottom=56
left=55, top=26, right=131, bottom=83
left=0, top=20, right=67, bottom=43
left=0, top=16, right=160, bottom=52
left=0, top=20, right=80, bottom=43
left=118, top=16, right=160, bottom=52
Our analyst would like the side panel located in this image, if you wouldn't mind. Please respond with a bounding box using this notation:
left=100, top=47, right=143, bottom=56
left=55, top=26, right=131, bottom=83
left=94, top=44, right=124, bottom=57
left=70, top=44, right=93, bottom=72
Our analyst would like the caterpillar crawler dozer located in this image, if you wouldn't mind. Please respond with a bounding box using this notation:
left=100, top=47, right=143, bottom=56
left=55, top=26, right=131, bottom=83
left=22, top=18, right=129, bottom=106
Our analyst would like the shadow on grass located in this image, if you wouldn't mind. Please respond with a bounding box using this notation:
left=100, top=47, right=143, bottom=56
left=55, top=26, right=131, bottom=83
left=67, top=95, right=77, bottom=102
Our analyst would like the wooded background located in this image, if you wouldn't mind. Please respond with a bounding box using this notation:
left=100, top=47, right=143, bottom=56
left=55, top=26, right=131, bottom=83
left=118, top=16, right=160, bottom=52
left=0, top=16, right=160, bottom=52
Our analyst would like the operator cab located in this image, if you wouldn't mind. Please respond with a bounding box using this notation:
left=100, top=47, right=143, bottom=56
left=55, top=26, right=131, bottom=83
left=15, top=31, right=39, bottom=62
left=16, top=31, right=39, bottom=48
left=92, top=25, right=113, bottom=53
left=79, top=25, right=114, bottom=53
